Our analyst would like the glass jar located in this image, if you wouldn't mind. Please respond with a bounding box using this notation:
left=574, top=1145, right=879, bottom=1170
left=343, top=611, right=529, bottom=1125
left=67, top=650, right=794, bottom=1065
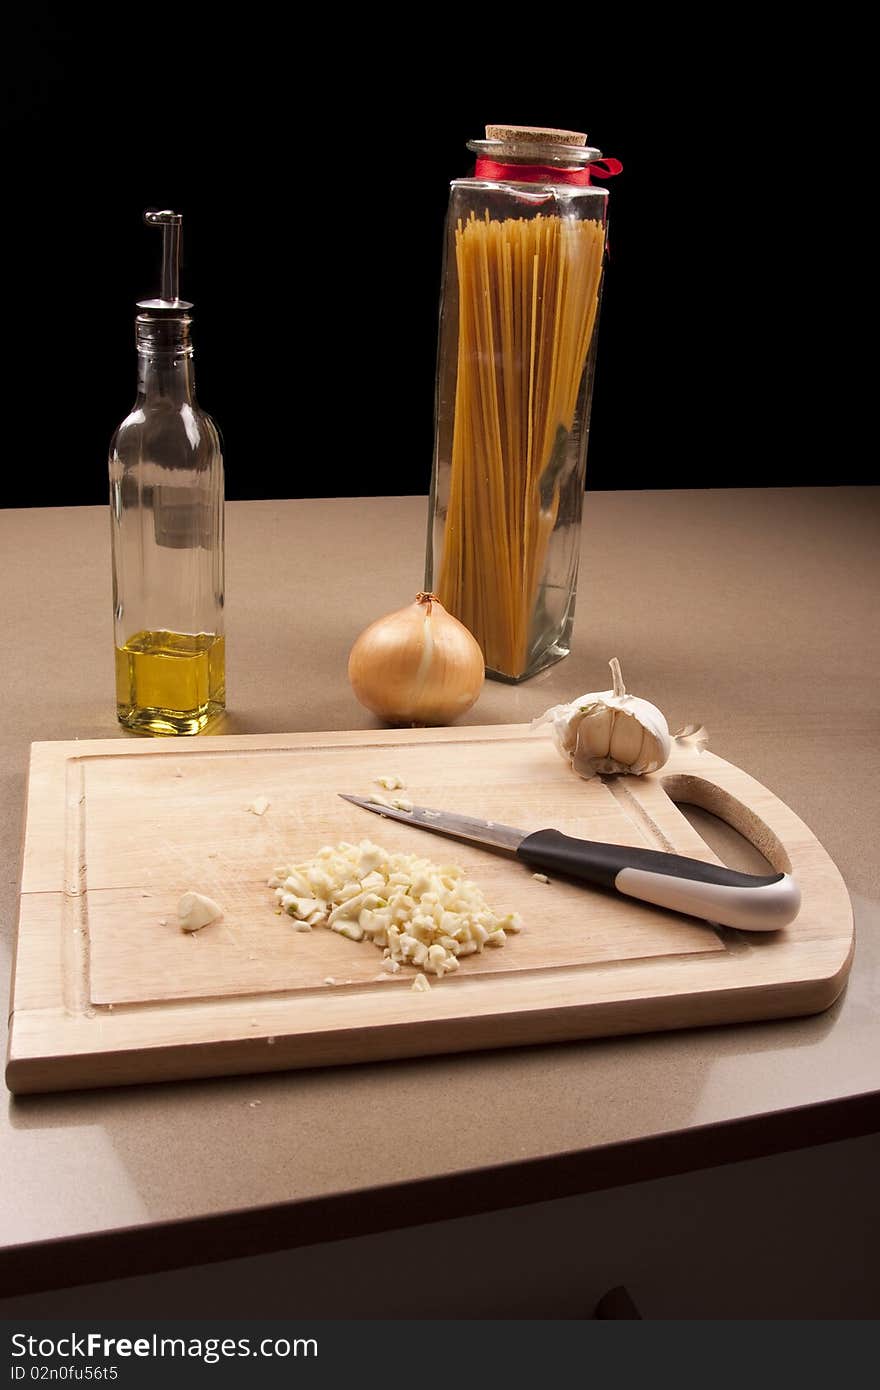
left=109, top=309, right=225, bottom=734
left=426, top=128, right=610, bottom=682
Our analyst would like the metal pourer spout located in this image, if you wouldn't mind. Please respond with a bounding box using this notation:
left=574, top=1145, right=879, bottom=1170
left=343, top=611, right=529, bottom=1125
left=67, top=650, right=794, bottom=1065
left=139, top=210, right=193, bottom=312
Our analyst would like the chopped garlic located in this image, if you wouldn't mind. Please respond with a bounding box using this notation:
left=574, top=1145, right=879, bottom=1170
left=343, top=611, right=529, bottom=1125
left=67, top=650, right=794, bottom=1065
left=411, top=973, right=431, bottom=993
left=368, top=790, right=414, bottom=813
left=376, top=775, right=405, bottom=790
left=247, top=795, right=270, bottom=816
left=333, top=920, right=365, bottom=941
left=178, top=891, right=223, bottom=933
left=269, top=839, right=522, bottom=977
left=532, top=873, right=550, bottom=884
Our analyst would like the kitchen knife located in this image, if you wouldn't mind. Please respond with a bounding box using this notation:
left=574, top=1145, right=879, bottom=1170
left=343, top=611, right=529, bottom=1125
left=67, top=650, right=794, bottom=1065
left=339, top=794, right=800, bottom=932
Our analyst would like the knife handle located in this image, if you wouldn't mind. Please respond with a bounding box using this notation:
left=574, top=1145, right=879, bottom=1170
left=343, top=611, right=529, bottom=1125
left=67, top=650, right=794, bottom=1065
left=515, top=829, right=800, bottom=932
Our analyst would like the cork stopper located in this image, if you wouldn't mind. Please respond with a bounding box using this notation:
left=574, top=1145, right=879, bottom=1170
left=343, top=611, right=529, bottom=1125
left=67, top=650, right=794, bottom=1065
left=485, top=125, right=588, bottom=148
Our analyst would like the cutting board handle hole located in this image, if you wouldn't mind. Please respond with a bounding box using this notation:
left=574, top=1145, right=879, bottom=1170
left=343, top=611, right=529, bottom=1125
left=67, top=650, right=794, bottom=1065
left=661, top=774, right=792, bottom=876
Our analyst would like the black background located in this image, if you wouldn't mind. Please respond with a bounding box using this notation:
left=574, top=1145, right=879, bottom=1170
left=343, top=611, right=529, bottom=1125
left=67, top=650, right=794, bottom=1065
left=0, top=14, right=866, bottom=508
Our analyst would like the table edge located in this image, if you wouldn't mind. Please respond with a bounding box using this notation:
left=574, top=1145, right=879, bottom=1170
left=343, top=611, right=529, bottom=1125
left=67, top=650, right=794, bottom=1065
left=2, top=1089, right=878, bottom=1300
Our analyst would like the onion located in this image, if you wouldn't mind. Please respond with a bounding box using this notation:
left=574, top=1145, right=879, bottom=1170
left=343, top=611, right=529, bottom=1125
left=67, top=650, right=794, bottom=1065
left=348, top=592, right=484, bottom=726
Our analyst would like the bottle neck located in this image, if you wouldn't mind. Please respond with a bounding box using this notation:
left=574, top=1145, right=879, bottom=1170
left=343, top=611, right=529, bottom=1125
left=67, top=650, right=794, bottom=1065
left=135, top=314, right=196, bottom=405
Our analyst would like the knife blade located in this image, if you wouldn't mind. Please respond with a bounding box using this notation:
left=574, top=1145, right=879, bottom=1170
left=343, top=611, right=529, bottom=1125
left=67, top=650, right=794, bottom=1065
left=338, top=793, right=801, bottom=933
left=338, top=793, right=523, bottom=851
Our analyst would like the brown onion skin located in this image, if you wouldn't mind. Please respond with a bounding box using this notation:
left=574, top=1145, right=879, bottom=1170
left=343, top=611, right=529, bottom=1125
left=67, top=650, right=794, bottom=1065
left=348, top=593, right=484, bottom=726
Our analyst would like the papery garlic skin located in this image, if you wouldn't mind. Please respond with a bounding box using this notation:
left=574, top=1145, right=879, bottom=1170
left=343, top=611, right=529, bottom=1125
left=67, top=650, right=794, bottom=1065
left=533, top=659, right=672, bottom=779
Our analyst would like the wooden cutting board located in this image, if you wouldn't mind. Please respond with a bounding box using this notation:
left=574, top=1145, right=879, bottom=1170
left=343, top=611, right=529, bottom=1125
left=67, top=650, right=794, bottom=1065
left=6, top=725, right=853, bottom=1094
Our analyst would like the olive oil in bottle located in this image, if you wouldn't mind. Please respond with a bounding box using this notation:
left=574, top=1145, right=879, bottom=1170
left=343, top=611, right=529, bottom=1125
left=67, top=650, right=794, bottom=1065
left=109, top=211, right=226, bottom=736
left=115, top=631, right=226, bottom=736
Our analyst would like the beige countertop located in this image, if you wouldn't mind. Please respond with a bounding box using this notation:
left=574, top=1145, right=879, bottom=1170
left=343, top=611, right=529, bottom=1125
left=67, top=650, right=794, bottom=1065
left=1, top=488, right=878, bottom=1294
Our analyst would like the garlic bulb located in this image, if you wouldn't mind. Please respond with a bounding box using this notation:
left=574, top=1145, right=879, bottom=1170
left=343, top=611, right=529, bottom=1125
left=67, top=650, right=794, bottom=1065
left=348, top=592, right=484, bottom=726
left=533, top=658, right=672, bottom=778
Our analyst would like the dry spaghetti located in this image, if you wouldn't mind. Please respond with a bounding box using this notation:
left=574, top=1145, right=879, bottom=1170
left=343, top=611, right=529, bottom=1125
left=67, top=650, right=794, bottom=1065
left=437, top=212, right=605, bottom=678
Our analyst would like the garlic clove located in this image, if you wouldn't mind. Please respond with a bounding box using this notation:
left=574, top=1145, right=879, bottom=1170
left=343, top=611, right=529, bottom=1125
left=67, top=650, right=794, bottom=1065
left=624, top=698, right=672, bottom=772
left=178, top=891, right=223, bottom=933
left=575, top=705, right=614, bottom=760
left=636, top=722, right=659, bottom=771
left=609, top=710, right=644, bottom=767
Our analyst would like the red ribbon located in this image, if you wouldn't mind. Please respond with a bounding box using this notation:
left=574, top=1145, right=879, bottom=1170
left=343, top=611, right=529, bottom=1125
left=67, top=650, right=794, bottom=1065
left=474, top=156, right=623, bottom=186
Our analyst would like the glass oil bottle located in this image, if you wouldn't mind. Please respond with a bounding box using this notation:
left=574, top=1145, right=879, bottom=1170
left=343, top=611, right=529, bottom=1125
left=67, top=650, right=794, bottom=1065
left=109, top=211, right=225, bottom=735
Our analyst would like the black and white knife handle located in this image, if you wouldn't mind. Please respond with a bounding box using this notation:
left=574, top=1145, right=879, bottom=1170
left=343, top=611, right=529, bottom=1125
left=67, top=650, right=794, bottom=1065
left=516, top=830, right=800, bottom=932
